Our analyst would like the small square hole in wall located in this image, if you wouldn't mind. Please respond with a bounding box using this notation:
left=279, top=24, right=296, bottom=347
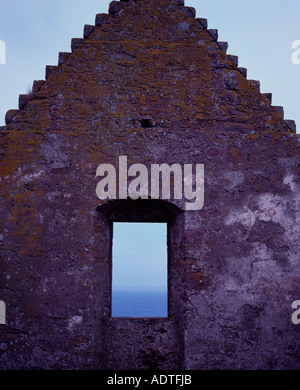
left=112, top=222, right=168, bottom=318
left=140, top=119, right=153, bottom=128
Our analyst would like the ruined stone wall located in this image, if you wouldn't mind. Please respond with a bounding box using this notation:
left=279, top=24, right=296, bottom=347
left=182, top=131, right=300, bottom=369
left=0, top=0, right=299, bottom=370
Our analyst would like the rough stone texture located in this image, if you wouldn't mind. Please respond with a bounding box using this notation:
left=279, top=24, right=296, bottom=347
left=0, top=0, right=299, bottom=370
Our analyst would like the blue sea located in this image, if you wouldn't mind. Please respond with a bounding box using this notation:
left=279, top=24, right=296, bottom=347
left=112, top=290, right=168, bottom=317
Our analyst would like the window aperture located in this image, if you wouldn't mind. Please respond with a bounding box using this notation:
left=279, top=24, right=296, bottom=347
left=111, top=222, right=168, bottom=318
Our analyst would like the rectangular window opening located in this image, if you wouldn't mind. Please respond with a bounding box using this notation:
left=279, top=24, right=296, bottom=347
left=111, top=222, right=168, bottom=318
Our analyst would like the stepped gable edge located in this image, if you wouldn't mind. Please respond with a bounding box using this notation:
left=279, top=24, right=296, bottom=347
left=2, top=0, right=297, bottom=134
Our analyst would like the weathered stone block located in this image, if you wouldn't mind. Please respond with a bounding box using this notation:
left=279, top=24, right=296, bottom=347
left=109, top=1, right=124, bottom=15
left=196, top=18, right=207, bottom=29
left=45, top=65, right=57, bottom=79
left=228, top=54, right=239, bottom=66
left=18, top=94, right=29, bottom=109
left=58, top=52, right=71, bottom=65
left=71, top=38, right=83, bottom=51
left=249, top=79, right=260, bottom=91
left=32, top=80, right=45, bottom=93
left=274, top=105, right=284, bottom=118
left=238, top=67, right=247, bottom=78
left=208, top=29, right=218, bottom=41
left=285, top=119, right=297, bottom=133
left=263, top=92, right=272, bottom=104
left=181, top=6, right=196, bottom=17
left=95, top=13, right=107, bottom=26
left=84, top=24, right=95, bottom=39
left=5, top=109, right=18, bottom=124
left=218, top=41, right=228, bottom=53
